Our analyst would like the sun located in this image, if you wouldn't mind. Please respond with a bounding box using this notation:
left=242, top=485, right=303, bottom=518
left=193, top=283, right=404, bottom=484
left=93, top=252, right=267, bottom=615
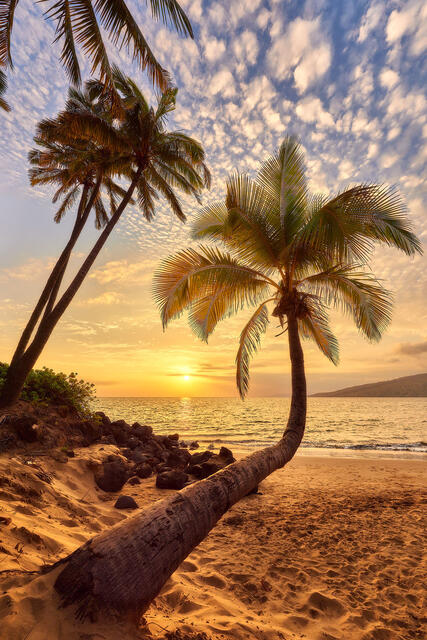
left=183, top=375, right=190, bottom=381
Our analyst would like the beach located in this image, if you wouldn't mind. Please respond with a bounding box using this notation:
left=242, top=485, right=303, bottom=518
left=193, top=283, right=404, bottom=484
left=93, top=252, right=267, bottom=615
left=0, top=447, right=425, bottom=640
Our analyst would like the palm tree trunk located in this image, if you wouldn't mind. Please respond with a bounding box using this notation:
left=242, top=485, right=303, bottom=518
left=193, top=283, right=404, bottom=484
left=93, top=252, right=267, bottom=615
left=0, top=181, right=99, bottom=409
left=52, top=311, right=307, bottom=623
left=0, top=168, right=143, bottom=410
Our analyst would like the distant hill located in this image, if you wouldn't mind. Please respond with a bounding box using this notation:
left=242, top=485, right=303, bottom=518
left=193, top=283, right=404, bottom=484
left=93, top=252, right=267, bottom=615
left=312, top=373, right=427, bottom=397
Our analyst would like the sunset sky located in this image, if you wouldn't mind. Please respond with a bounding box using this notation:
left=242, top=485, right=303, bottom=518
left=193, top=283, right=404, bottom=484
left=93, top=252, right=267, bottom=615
left=0, top=0, right=426, bottom=397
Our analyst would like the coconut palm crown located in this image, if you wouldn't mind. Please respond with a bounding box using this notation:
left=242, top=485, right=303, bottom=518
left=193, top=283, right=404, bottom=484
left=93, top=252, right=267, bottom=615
left=36, top=66, right=211, bottom=223
left=154, top=137, right=422, bottom=398
left=0, top=0, right=192, bottom=90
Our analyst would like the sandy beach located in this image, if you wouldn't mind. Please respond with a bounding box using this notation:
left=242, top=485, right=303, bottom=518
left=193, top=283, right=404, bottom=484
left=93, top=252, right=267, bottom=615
left=0, top=447, right=425, bottom=640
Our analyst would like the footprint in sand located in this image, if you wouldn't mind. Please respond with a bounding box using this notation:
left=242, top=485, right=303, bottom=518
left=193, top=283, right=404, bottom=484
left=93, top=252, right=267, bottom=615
left=199, top=574, right=226, bottom=589
left=180, top=560, right=198, bottom=572
left=305, top=591, right=347, bottom=618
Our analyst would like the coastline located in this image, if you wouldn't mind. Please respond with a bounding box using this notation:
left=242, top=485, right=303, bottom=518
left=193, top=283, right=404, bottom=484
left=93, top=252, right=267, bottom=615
left=1, top=448, right=425, bottom=639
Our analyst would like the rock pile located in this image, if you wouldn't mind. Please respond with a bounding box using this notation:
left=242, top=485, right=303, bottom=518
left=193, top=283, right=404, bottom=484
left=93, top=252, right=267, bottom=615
left=93, top=411, right=236, bottom=493
left=0, top=403, right=235, bottom=495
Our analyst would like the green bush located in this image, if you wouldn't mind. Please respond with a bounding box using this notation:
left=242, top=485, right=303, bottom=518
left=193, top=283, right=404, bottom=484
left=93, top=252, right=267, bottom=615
left=0, top=363, right=95, bottom=413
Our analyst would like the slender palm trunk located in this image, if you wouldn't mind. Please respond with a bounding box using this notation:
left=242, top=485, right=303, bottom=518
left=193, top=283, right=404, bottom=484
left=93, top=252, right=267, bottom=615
left=0, top=183, right=97, bottom=409
left=0, top=170, right=140, bottom=409
left=52, top=310, right=306, bottom=623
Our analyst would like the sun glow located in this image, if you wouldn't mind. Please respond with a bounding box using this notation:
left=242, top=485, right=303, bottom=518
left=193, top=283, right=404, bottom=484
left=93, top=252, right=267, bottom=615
left=183, top=375, right=190, bottom=381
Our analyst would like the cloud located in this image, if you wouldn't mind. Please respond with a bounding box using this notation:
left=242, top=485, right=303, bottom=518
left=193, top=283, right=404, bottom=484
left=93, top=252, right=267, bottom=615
left=358, top=2, right=385, bottom=42
left=210, top=69, right=236, bottom=97
left=79, top=292, right=124, bottom=306
left=89, top=259, right=157, bottom=285
left=386, top=5, right=418, bottom=44
left=267, top=17, right=331, bottom=92
left=203, top=37, right=226, bottom=63
left=394, top=341, right=427, bottom=357
left=379, top=68, right=399, bottom=90
left=386, top=2, right=427, bottom=57
left=0, top=257, right=56, bottom=281
left=295, top=97, right=334, bottom=128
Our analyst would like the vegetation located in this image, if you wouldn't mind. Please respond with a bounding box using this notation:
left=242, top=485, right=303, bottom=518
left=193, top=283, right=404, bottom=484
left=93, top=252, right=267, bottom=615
left=0, top=67, right=9, bottom=111
left=49, top=137, right=422, bottom=624
left=0, top=68, right=210, bottom=408
left=155, top=136, right=422, bottom=398
left=0, top=0, right=192, bottom=92
left=0, top=362, right=95, bottom=412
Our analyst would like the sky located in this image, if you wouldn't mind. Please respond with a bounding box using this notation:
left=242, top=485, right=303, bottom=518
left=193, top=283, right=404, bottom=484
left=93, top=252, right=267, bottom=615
left=0, top=0, right=426, bottom=397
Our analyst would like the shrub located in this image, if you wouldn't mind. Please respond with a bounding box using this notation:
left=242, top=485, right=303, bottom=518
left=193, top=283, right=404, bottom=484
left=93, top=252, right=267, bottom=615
left=0, top=363, right=95, bottom=413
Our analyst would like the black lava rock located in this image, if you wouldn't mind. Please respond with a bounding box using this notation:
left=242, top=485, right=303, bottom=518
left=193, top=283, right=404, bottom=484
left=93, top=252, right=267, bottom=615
left=156, top=470, right=188, bottom=490
left=114, top=495, right=138, bottom=510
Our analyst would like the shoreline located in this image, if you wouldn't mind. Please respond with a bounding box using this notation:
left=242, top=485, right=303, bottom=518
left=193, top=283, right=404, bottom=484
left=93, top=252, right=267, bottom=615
left=232, top=445, right=427, bottom=461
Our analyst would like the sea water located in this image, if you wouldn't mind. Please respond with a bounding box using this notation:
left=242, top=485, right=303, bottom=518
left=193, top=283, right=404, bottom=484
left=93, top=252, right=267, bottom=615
left=92, top=397, right=427, bottom=459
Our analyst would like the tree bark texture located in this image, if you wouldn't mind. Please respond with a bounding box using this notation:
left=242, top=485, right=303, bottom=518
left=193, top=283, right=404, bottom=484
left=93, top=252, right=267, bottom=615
left=53, top=310, right=307, bottom=622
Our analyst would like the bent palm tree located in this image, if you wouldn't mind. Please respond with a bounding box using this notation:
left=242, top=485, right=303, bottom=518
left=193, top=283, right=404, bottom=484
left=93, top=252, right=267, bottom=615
left=50, top=137, right=421, bottom=622
left=0, top=0, right=192, bottom=91
left=0, top=69, right=210, bottom=407
left=0, top=67, right=9, bottom=110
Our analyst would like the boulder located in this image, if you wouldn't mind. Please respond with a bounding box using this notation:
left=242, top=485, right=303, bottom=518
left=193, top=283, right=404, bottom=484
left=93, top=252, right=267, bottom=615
left=114, top=495, right=138, bottom=510
left=219, top=446, right=235, bottom=464
left=166, top=449, right=191, bottom=468
left=190, top=450, right=212, bottom=465
left=189, top=441, right=199, bottom=449
left=108, top=420, right=131, bottom=445
left=127, top=476, right=141, bottom=486
left=167, top=433, right=179, bottom=441
left=131, top=423, right=153, bottom=440
left=81, top=419, right=102, bottom=444
left=94, top=411, right=111, bottom=426
left=188, top=461, right=219, bottom=479
left=94, top=458, right=128, bottom=492
left=156, top=470, right=188, bottom=490
left=133, top=463, right=152, bottom=479
left=126, top=436, right=140, bottom=450
left=128, top=449, right=149, bottom=465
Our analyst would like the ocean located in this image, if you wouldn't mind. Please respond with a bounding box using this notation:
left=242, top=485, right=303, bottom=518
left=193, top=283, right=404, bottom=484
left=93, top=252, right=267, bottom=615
left=92, top=397, right=427, bottom=459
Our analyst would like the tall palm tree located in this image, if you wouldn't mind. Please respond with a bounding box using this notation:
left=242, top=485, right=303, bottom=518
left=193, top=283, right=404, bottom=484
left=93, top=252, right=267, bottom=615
left=5, top=87, right=132, bottom=389
left=0, top=68, right=210, bottom=408
left=50, top=137, right=421, bottom=621
left=0, top=67, right=9, bottom=110
left=0, top=0, right=192, bottom=93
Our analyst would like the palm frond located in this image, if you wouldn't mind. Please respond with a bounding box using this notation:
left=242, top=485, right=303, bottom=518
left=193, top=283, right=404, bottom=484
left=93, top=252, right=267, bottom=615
left=300, top=185, right=422, bottom=265
left=256, top=135, right=308, bottom=255
left=54, top=185, right=80, bottom=222
left=153, top=245, right=275, bottom=330
left=48, top=0, right=81, bottom=85
left=298, top=299, right=339, bottom=364
left=136, top=176, right=157, bottom=220
left=192, top=174, right=281, bottom=272
left=93, top=191, right=109, bottom=228
left=0, top=66, right=9, bottom=110
left=146, top=164, right=185, bottom=221
left=236, top=302, right=270, bottom=399
left=149, top=0, right=193, bottom=37
left=155, top=86, right=177, bottom=119
left=0, top=0, right=19, bottom=67
left=95, top=0, right=169, bottom=90
left=301, top=265, right=393, bottom=341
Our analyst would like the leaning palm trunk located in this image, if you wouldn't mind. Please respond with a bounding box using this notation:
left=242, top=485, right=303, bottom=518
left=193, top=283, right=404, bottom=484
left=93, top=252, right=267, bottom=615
left=52, top=312, right=305, bottom=622
left=0, top=182, right=99, bottom=408
left=0, top=171, right=140, bottom=409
